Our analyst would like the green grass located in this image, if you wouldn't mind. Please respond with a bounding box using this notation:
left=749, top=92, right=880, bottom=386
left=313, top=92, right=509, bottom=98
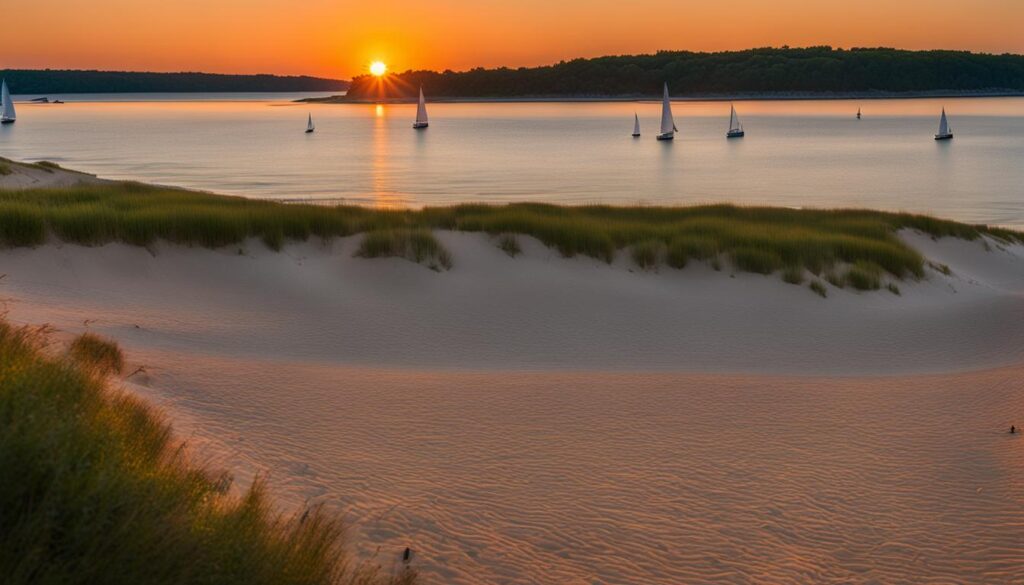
left=497, top=233, right=521, bottom=257
left=809, top=280, right=828, bottom=298
left=782, top=265, right=805, bottom=285
left=356, top=228, right=452, bottom=271
left=845, top=260, right=883, bottom=290
left=630, top=239, right=662, bottom=270
left=0, top=320, right=417, bottom=585
left=0, top=162, right=12, bottom=176
left=69, top=332, right=125, bottom=376
left=1, top=182, right=1020, bottom=285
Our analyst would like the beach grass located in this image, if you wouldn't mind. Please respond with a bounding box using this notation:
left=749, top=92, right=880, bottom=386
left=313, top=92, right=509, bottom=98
left=497, top=233, right=521, bottom=257
left=1, top=182, right=1020, bottom=284
left=0, top=320, right=417, bottom=585
left=68, top=331, right=125, bottom=375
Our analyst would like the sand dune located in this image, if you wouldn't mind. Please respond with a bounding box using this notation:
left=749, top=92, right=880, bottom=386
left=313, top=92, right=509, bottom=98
left=0, top=158, right=106, bottom=189
left=2, top=231, right=1023, bottom=583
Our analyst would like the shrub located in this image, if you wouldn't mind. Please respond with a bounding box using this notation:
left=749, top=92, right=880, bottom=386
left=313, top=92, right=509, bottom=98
left=0, top=162, right=12, bottom=176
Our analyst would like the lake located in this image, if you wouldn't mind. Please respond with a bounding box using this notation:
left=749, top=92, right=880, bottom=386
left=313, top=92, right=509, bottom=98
left=2, top=94, right=1023, bottom=227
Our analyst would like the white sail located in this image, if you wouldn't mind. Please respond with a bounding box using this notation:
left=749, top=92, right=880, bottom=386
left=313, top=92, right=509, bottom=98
left=728, top=105, right=741, bottom=132
left=660, top=83, right=675, bottom=135
left=1, top=80, right=15, bottom=121
left=633, top=113, right=641, bottom=136
left=306, top=113, right=315, bottom=132
left=416, top=87, right=428, bottom=125
left=938, top=108, right=949, bottom=136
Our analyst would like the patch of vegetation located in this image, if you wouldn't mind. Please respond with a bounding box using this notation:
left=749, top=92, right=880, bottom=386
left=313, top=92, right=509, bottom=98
left=68, top=332, right=124, bottom=375
left=887, top=282, right=902, bottom=295
left=0, top=162, right=12, bottom=176
left=0, top=320, right=416, bottom=585
left=34, top=160, right=62, bottom=172
left=824, top=270, right=846, bottom=289
left=731, top=247, right=783, bottom=274
left=356, top=228, right=453, bottom=271
left=809, top=280, right=828, bottom=298
left=497, top=233, right=521, bottom=257
left=928, top=261, right=952, bottom=276
left=1, top=182, right=1020, bottom=288
left=630, top=239, right=662, bottom=270
left=845, top=260, right=883, bottom=291
left=782, top=265, right=804, bottom=285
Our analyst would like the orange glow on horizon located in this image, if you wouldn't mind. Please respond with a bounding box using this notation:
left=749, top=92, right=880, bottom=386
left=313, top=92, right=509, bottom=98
left=4, top=1, right=1024, bottom=79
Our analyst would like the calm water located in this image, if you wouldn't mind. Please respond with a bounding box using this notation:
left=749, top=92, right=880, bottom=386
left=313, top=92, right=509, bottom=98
left=2, top=95, right=1023, bottom=227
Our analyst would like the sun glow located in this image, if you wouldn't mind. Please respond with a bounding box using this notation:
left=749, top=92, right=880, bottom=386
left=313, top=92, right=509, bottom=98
left=369, top=61, right=387, bottom=77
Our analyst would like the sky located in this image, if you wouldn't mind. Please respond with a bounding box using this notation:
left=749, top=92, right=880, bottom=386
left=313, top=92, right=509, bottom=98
left=4, top=0, right=1024, bottom=79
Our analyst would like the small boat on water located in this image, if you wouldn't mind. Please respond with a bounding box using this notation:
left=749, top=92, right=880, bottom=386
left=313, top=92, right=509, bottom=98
left=857, top=107, right=861, bottom=120
left=656, top=83, right=676, bottom=141
left=413, top=87, right=429, bottom=129
left=632, top=112, right=641, bottom=137
left=1, top=80, right=16, bottom=124
left=726, top=104, right=744, bottom=138
left=305, top=113, right=315, bottom=133
left=934, top=108, right=953, bottom=140
left=30, top=97, right=50, bottom=103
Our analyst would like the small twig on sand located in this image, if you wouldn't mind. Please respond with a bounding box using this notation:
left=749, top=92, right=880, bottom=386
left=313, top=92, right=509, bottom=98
left=125, top=365, right=148, bottom=378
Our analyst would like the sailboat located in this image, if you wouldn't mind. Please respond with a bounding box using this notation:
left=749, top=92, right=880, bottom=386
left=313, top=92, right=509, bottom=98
left=413, top=86, right=429, bottom=129
left=934, top=108, right=953, bottom=140
left=305, top=113, right=315, bottom=133
left=1, top=80, right=15, bottom=124
left=856, top=107, right=861, bottom=120
left=726, top=104, right=744, bottom=138
left=632, top=112, right=641, bottom=137
left=656, top=83, right=676, bottom=141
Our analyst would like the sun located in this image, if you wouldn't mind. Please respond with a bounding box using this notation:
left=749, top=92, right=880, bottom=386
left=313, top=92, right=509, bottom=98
left=369, top=61, right=387, bottom=77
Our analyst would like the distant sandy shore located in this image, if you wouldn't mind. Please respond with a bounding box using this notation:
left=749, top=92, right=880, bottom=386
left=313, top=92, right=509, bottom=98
left=302, top=88, right=1024, bottom=104
left=0, top=157, right=107, bottom=189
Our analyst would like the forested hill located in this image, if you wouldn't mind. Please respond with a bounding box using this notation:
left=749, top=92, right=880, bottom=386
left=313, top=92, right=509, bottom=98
left=343, top=47, right=1024, bottom=99
left=0, top=70, right=349, bottom=94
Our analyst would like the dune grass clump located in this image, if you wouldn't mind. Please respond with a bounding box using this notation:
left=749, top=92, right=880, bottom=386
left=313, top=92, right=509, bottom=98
left=497, top=233, right=521, bottom=257
left=69, top=332, right=125, bottom=375
left=845, top=260, right=883, bottom=291
left=630, top=239, right=662, bottom=269
left=0, top=162, right=12, bottom=176
left=809, top=280, right=828, bottom=298
left=887, top=282, right=902, bottom=295
left=731, top=247, right=783, bottom=274
left=356, top=228, right=452, bottom=270
left=782, top=265, right=805, bottom=285
left=0, top=320, right=417, bottom=585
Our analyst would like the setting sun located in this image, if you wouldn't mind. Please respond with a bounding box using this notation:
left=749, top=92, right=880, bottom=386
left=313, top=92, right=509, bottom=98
left=369, top=61, right=387, bottom=76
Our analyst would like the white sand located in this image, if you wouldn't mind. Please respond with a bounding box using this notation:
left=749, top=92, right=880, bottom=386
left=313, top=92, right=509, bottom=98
left=3, top=232, right=1024, bottom=583
left=0, top=158, right=107, bottom=189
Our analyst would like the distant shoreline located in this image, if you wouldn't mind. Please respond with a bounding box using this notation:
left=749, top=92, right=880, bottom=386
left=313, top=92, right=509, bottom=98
left=301, top=89, right=1024, bottom=104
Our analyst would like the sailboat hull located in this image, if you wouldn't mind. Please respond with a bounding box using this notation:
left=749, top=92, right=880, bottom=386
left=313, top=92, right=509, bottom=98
left=0, top=119, right=14, bottom=124
left=726, top=130, right=744, bottom=138
left=413, top=122, right=428, bottom=129
left=632, top=133, right=640, bottom=137
left=305, top=129, right=314, bottom=133
left=655, top=132, right=674, bottom=141
left=934, top=134, right=953, bottom=140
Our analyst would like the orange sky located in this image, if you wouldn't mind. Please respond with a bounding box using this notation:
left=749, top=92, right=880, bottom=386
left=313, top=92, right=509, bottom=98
left=5, top=0, right=1023, bottom=79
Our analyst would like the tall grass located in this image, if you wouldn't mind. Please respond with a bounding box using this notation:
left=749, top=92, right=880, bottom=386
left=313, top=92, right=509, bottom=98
left=69, top=332, right=125, bottom=375
left=0, top=321, right=417, bottom=585
left=1, top=182, right=1020, bottom=283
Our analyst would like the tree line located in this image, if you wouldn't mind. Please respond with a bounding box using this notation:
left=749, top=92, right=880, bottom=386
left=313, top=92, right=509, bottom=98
left=0, top=70, right=349, bottom=94
left=345, top=47, right=1024, bottom=98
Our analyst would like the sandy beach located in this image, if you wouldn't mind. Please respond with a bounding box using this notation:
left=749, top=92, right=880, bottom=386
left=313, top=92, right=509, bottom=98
left=2, top=222, right=1023, bottom=583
